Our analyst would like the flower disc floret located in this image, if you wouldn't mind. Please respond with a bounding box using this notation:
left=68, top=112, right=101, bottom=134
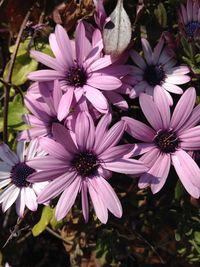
left=66, top=66, right=88, bottom=87
left=11, top=162, right=36, bottom=187
left=154, top=131, right=179, bottom=153
left=72, top=152, right=98, bottom=177
left=143, top=64, right=165, bottom=86
left=185, top=21, right=200, bottom=38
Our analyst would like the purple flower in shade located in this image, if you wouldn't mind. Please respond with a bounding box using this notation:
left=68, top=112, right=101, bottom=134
left=28, top=22, right=131, bottom=120
left=27, top=112, right=148, bottom=223
left=130, top=37, right=190, bottom=105
left=122, top=86, right=200, bottom=198
left=18, top=80, right=63, bottom=141
left=93, top=0, right=107, bottom=30
left=0, top=140, right=48, bottom=217
left=178, top=0, right=200, bottom=40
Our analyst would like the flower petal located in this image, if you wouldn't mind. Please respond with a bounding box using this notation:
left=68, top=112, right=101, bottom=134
left=87, top=75, right=122, bottom=90
left=57, top=88, right=74, bottom=121
left=24, top=187, right=37, bottom=211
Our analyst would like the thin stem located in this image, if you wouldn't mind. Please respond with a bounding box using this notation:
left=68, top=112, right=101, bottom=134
left=3, top=9, right=31, bottom=144
left=46, top=227, right=71, bottom=245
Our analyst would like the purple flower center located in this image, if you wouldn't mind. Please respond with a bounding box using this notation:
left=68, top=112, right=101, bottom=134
left=66, top=66, right=87, bottom=87
left=144, top=64, right=165, bottom=86
left=185, top=21, right=200, bottom=38
left=11, top=162, right=36, bottom=187
left=72, top=152, right=98, bottom=177
left=154, top=131, right=179, bottom=153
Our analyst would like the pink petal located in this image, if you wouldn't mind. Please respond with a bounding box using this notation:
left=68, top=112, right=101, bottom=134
left=1, top=186, right=20, bottom=212
left=100, top=144, right=135, bottom=161
left=88, top=55, right=113, bottom=71
left=27, top=156, right=68, bottom=170
left=103, top=158, right=148, bottom=175
left=81, top=180, right=89, bottom=222
left=153, top=38, right=164, bottom=64
left=162, top=83, right=183, bottom=94
left=187, top=0, right=193, bottom=21
left=87, top=75, right=122, bottom=90
left=55, top=176, right=81, bottom=221
left=16, top=188, right=25, bottom=217
left=53, top=80, right=63, bottom=111
left=165, top=75, right=191, bottom=85
left=88, top=179, right=108, bottom=224
left=179, top=104, right=200, bottom=133
left=84, top=86, right=109, bottom=113
left=104, top=91, right=128, bottom=110
left=94, top=176, right=122, bottom=218
left=141, top=38, right=153, bottom=65
left=95, top=120, right=125, bottom=155
left=129, top=50, right=146, bottom=69
left=170, top=87, right=196, bottom=131
left=40, top=137, right=72, bottom=160
left=28, top=70, right=65, bottom=81
left=52, top=123, right=78, bottom=153
left=38, top=172, right=77, bottom=203
left=139, top=93, right=163, bottom=131
left=24, top=187, right=37, bottom=211
left=153, top=86, right=170, bottom=129
left=17, top=127, right=48, bottom=141
left=0, top=144, right=19, bottom=166
left=166, top=66, right=190, bottom=75
left=172, top=150, right=200, bottom=198
left=122, top=116, right=155, bottom=142
left=23, top=114, right=47, bottom=127
left=179, top=126, right=200, bottom=150
left=30, top=50, right=63, bottom=71
left=75, top=112, right=95, bottom=151
left=28, top=168, right=68, bottom=182
left=132, top=143, right=155, bottom=157
left=55, top=24, right=73, bottom=67
left=57, top=87, right=74, bottom=121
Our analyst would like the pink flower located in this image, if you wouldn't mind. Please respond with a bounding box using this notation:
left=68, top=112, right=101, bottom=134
left=0, top=140, right=47, bottom=217
left=18, top=80, right=63, bottom=141
left=28, top=22, right=130, bottom=120
left=27, top=112, right=148, bottom=223
left=178, top=0, right=200, bottom=39
left=130, top=37, right=190, bottom=105
left=123, top=86, right=200, bottom=198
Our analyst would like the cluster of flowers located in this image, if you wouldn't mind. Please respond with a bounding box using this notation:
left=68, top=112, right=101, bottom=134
left=1, top=0, right=200, bottom=224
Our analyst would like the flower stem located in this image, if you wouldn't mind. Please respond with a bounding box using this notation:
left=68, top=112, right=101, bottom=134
left=3, top=9, right=31, bottom=144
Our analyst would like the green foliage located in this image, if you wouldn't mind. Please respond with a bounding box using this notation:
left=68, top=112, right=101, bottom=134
left=32, top=206, right=54, bottom=237
left=154, top=3, right=167, bottom=28
left=7, top=94, right=29, bottom=131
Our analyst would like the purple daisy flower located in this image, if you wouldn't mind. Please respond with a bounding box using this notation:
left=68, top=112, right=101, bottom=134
left=130, top=37, right=190, bottom=105
left=27, top=112, right=148, bottom=223
left=123, top=86, right=200, bottom=198
left=0, top=140, right=47, bottom=217
left=28, top=22, right=130, bottom=120
left=178, top=0, right=200, bottom=40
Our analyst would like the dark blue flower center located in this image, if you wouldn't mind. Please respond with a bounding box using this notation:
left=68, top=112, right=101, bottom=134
left=144, top=64, right=165, bottom=86
left=185, top=21, right=200, bottom=38
left=66, top=66, right=87, bottom=87
left=11, top=162, right=36, bottom=187
left=72, top=152, right=98, bottom=177
left=154, top=131, right=179, bottom=153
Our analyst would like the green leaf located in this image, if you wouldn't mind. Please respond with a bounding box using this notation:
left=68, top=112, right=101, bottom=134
left=7, top=94, right=29, bottom=131
left=3, top=54, right=38, bottom=86
left=32, top=206, right=54, bottom=237
left=175, top=231, right=181, bottom=242
left=50, top=209, right=63, bottom=230
left=154, top=3, right=167, bottom=28
left=175, top=180, right=185, bottom=200
left=194, top=231, right=200, bottom=244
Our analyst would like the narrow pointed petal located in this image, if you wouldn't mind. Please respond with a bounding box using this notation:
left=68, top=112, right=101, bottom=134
left=53, top=80, right=63, bottom=111
left=100, top=144, right=135, bottom=161
left=57, top=88, right=74, bottom=121
left=122, top=116, right=155, bottom=142
left=129, top=50, right=146, bottom=69
left=179, top=126, right=200, bottom=150
left=104, top=91, right=128, bottom=110
left=165, top=75, right=190, bottom=84
left=55, top=24, right=73, bottom=67
left=16, top=142, right=25, bottom=162
left=103, top=158, right=148, bottom=175
left=28, top=168, right=68, bottom=182
left=30, top=50, right=63, bottom=71
left=38, top=172, right=77, bottom=203
left=153, top=86, right=170, bottom=129
left=84, top=86, right=109, bottom=113
left=81, top=180, right=89, bottom=222
left=75, top=112, right=95, bottom=151
left=94, top=113, right=112, bottom=148
left=179, top=104, right=200, bottom=133
left=88, top=180, right=108, bottom=224
left=52, top=123, right=78, bottom=153
left=16, top=188, right=25, bottom=217
left=1, top=186, right=20, bottom=212
left=162, top=83, right=183, bottom=94
left=40, top=137, right=72, bottom=160
left=55, top=177, right=81, bottom=221
left=170, top=87, right=196, bottom=131
left=88, top=55, right=113, bottom=71
left=87, top=75, right=122, bottom=90
left=0, top=144, right=18, bottom=166
left=49, top=33, right=67, bottom=69
left=28, top=70, right=64, bottom=81
left=95, top=121, right=125, bottom=155
left=24, top=187, right=37, bottom=211
left=94, top=176, right=122, bottom=218
left=141, top=38, right=153, bottom=65
left=172, top=150, right=200, bottom=198
left=27, top=156, right=68, bottom=170
left=139, top=93, right=163, bottom=130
